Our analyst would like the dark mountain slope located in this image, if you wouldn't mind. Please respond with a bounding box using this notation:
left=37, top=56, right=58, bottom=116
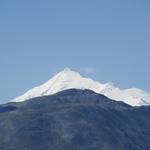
left=0, top=89, right=150, bottom=150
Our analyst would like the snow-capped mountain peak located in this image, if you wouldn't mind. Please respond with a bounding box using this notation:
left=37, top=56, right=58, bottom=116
left=11, top=68, right=150, bottom=106
left=11, top=68, right=104, bottom=102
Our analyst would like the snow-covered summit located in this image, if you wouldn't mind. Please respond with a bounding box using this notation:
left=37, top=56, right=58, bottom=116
left=11, top=68, right=150, bottom=106
left=11, top=68, right=104, bottom=102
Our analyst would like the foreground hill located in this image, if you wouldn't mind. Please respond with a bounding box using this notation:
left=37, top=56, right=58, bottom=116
left=1, top=89, right=150, bottom=150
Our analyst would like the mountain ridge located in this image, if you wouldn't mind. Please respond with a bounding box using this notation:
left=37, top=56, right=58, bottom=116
left=11, top=68, right=150, bottom=106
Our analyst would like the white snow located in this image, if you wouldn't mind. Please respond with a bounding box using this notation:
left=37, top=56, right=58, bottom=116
left=10, top=68, right=150, bottom=106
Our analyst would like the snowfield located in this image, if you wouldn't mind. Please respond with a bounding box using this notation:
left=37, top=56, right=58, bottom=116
left=11, top=68, right=150, bottom=106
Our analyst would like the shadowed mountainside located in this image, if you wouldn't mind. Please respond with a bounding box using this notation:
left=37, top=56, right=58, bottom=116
left=0, top=89, right=150, bottom=150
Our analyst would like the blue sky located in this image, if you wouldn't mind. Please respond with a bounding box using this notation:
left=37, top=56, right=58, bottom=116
left=0, top=0, right=150, bottom=103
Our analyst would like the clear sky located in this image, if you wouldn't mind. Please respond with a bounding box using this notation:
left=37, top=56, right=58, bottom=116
left=0, top=0, right=150, bottom=103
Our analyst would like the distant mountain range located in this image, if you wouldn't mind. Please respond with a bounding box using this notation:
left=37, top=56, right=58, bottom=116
left=1, top=89, right=150, bottom=150
left=11, top=68, right=150, bottom=106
